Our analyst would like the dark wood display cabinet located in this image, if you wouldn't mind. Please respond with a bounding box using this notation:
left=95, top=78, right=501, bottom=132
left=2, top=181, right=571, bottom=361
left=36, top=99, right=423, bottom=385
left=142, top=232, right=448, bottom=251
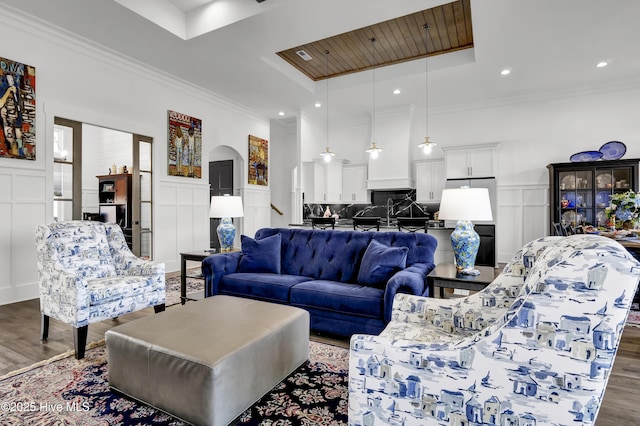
left=97, top=173, right=133, bottom=247
left=547, top=159, right=639, bottom=235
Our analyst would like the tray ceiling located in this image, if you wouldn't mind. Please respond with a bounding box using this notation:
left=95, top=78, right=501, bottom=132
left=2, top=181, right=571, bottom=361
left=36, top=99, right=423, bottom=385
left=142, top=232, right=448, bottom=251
left=276, top=0, right=473, bottom=81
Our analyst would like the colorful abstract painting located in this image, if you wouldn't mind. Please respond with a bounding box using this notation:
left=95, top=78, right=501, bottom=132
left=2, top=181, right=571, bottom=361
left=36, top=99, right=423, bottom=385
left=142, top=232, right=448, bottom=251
left=167, top=110, right=202, bottom=178
left=0, top=56, right=36, bottom=160
left=248, top=135, right=268, bottom=186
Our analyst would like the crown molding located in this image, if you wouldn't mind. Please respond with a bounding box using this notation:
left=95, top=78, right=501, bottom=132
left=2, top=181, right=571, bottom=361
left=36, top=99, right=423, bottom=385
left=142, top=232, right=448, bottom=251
left=431, top=77, right=640, bottom=116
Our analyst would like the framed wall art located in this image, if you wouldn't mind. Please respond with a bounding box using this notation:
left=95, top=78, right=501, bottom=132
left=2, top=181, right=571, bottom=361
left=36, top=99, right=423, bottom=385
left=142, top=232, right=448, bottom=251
left=248, top=135, right=268, bottom=186
left=167, top=110, right=202, bottom=178
left=0, top=56, right=36, bottom=160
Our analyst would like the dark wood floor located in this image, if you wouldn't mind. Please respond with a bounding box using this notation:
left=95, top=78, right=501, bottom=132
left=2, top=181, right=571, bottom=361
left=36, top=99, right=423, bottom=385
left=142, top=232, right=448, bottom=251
left=0, top=299, right=638, bottom=424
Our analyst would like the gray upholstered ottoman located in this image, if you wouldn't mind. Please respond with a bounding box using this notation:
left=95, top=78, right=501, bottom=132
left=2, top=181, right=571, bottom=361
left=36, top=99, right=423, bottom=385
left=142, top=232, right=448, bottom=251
left=105, top=295, right=309, bottom=425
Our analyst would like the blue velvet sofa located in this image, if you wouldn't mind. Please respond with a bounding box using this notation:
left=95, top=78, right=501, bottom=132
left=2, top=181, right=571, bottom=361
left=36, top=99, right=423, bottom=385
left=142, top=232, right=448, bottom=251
left=201, top=227, right=437, bottom=336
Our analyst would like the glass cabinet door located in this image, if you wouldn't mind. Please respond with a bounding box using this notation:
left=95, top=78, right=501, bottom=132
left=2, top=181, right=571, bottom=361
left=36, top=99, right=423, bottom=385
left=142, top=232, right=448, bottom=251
left=595, top=166, right=633, bottom=227
left=559, top=170, right=593, bottom=226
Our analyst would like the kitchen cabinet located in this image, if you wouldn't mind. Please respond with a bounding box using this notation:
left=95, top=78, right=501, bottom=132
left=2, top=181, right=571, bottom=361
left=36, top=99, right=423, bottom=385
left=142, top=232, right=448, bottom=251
left=445, top=145, right=497, bottom=179
left=97, top=173, right=132, bottom=247
left=342, top=164, right=369, bottom=203
left=547, top=158, right=639, bottom=235
left=302, top=161, right=344, bottom=204
left=415, top=160, right=445, bottom=203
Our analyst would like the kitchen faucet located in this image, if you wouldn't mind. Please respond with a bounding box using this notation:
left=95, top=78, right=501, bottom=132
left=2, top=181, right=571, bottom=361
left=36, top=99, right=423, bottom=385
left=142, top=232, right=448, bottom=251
left=386, top=198, right=394, bottom=227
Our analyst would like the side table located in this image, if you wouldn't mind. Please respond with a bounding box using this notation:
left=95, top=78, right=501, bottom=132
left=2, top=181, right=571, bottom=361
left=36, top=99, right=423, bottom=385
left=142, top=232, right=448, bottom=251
left=427, top=264, right=496, bottom=299
left=179, top=250, right=215, bottom=304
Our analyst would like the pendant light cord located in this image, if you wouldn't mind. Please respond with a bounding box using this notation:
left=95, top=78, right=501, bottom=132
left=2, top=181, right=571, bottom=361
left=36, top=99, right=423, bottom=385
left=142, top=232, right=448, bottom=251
left=325, top=50, right=330, bottom=151
left=424, top=24, right=429, bottom=139
left=371, top=37, right=376, bottom=145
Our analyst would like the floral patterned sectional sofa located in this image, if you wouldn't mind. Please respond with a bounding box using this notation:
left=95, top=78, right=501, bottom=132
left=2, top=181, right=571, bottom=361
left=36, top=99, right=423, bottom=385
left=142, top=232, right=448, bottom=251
left=349, top=235, right=640, bottom=425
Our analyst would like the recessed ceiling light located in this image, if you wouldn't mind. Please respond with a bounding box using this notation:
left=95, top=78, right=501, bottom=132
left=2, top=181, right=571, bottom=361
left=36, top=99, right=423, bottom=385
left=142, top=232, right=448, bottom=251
left=393, top=89, right=401, bottom=95
left=596, top=61, right=608, bottom=68
left=278, top=111, right=285, bottom=116
left=500, top=68, right=511, bottom=76
left=314, top=102, right=322, bottom=108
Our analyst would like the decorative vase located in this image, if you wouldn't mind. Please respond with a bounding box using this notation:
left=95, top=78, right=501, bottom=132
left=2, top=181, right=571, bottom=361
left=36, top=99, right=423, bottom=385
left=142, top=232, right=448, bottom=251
left=216, top=217, right=236, bottom=252
left=450, top=219, right=480, bottom=272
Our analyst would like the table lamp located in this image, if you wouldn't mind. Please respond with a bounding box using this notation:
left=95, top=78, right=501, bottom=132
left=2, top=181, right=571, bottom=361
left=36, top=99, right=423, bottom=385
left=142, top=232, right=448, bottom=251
left=438, top=187, right=493, bottom=274
left=209, top=195, right=244, bottom=252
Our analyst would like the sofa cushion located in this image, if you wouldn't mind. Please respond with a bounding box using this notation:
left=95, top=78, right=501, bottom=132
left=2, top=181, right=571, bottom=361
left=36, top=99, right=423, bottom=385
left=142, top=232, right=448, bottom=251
left=238, top=234, right=281, bottom=274
left=220, top=273, right=312, bottom=303
left=357, top=240, right=408, bottom=287
left=290, top=280, right=384, bottom=319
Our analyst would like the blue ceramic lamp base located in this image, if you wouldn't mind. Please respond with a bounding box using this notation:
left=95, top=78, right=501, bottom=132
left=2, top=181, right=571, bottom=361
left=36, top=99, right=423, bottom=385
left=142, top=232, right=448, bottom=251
left=216, top=217, right=236, bottom=252
left=450, top=219, right=481, bottom=275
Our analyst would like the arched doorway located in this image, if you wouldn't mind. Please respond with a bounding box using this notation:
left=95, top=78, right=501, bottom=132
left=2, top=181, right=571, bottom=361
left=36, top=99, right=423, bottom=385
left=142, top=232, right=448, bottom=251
left=209, top=145, right=244, bottom=249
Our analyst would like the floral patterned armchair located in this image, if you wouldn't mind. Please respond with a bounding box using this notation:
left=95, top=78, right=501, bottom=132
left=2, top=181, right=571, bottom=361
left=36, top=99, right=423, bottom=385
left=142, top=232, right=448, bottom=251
left=35, top=220, right=165, bottom=359
left=349, top=235, right=640, bottom=425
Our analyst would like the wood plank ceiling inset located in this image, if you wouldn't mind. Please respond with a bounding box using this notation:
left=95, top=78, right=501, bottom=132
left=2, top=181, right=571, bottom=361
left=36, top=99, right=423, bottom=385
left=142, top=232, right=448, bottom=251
left=276, top=0, right=473, bottom=81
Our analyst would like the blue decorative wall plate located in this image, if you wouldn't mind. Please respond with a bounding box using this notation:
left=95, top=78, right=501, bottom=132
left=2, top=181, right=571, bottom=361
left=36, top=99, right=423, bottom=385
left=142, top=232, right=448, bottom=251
left=599, top=141, right=626, bottom=160
left=570, top=151, right=603, bottom=162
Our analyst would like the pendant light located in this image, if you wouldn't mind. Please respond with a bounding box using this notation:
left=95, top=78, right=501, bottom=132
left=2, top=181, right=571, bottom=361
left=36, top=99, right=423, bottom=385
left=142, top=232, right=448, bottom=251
left=366, top=37, right=383, bottom=159
left=417, top=24, right=438, bottom=155
left=320, top=50, right=335, bottom=163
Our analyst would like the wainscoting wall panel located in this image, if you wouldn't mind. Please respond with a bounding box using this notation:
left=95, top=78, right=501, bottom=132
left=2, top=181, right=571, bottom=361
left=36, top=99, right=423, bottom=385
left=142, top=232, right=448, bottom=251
left=497, top=184, right=548, bottom=263
left=155, top=180, right=211, bottom=272
left=241, top=187, right=271, bottom=239
left=0, top=171, right=47, bottom=305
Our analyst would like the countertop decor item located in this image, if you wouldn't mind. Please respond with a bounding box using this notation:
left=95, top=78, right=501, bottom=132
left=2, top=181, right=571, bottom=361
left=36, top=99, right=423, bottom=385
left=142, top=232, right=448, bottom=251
left=209, top=195, right=244, bottom=252
left=438, top=187, right=493, bottom=274
left=599, top=140, right=626, bottom=160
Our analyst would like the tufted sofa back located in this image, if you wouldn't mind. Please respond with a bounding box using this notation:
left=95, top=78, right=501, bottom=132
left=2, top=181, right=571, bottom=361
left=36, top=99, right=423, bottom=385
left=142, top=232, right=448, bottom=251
left=254, top=228, right=437, bottom=283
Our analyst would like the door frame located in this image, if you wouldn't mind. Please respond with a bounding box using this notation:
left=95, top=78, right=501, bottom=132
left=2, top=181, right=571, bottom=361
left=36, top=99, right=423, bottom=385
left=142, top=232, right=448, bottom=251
left=52, top=117, right=154, bottom=257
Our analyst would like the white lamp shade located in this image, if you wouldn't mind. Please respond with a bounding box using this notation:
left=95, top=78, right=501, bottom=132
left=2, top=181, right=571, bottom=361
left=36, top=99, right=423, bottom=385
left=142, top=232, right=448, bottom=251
left=209, top=195, right=244, bottom=218
left=438, top=188, right=493, bottom=222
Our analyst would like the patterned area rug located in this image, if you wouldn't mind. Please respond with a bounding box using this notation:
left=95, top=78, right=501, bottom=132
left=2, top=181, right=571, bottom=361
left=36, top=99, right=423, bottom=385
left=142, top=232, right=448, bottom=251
left=627, top=309, right=640, bottom=327
left=164, top=268, right=205, bottom=307
left=0, top=341, right=348, bottom=425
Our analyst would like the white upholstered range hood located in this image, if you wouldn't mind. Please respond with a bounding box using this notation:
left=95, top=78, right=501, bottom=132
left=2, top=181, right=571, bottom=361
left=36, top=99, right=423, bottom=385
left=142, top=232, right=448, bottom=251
left=366, top=106, right=415, bottom=190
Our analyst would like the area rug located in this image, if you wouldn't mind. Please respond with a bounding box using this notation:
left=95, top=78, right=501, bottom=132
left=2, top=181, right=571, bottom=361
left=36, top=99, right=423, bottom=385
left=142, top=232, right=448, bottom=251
left=627, top=308, right=640, bottom=328
left=164, top=268, right=204, bottom=307
left=0, top=340, right=349, bottom=425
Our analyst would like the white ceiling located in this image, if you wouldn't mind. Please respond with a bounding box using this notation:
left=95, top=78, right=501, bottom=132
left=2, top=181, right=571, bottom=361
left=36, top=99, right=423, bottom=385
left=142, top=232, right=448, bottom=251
left=3, top=0, right=640, bottom=122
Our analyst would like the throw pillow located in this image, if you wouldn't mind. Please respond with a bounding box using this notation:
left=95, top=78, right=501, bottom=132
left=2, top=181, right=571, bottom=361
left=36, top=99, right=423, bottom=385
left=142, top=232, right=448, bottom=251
left=357, top=239, right=408, bottom=287
left=238, top=233, right=282, bottom=274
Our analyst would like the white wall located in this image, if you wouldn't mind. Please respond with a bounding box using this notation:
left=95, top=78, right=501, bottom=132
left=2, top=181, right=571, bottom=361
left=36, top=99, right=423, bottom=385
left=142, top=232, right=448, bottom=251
left=431, top=88, right=640, bottom=262
left=0, top=8, right=269, bottom=305
left=269, top=119, right=297, bottom=228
